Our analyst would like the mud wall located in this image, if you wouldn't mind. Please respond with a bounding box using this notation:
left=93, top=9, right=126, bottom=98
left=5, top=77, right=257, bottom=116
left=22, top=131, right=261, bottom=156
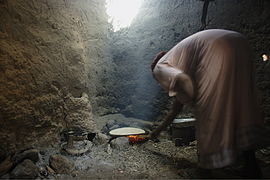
left=0, top=0, right=115, bottom=151
left=110, top=0, right=270, bottom=122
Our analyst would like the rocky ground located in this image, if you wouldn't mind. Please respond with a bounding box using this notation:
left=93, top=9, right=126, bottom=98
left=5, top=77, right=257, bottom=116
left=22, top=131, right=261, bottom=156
left=1, top=114, right=270, bottom=179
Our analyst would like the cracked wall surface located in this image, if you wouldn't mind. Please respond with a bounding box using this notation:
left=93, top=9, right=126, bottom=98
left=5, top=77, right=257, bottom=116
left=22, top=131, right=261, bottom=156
left=0, top=0, right=114, bottom=151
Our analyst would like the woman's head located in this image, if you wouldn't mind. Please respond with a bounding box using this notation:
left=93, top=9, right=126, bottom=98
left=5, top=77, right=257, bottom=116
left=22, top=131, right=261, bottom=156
left=151, top=51, right=167, bottom=72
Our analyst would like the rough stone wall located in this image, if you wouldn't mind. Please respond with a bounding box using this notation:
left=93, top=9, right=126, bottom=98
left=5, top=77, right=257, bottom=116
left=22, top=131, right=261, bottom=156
left=0, top=0, right=114, bottom=151
left=110, top=0, right=270, bottom=121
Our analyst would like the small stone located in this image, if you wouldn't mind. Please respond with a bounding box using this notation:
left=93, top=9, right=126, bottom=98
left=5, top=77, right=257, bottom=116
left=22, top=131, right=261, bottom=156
left=71, top=170, right=79, bottom=177
left=49, top=154, right=74, bottom=174
left=110, top=137, right=129, bottom=150
left=63, top=140, right=92, bottom=155
left=46, top=165, right=55, bottom=174
left=39, top=150, right=46, bottom=155
left=0, top=155, right=13, bottom=177
left=10, top=159, right=38, bottom=179
left=106, top=144, right=112, bottom=154
left=106, top=119, right=116, bottom=128
left=51, top=23, right=58, bottom=29
left=39, top=166, right=48, bottom=177
left=93, top=133, right=109, bottom=145
left=13, top=149, right=40, bottom=165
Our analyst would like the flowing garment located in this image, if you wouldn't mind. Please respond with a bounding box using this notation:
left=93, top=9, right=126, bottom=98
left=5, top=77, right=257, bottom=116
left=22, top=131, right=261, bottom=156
left=153, top=29, right=264, bottom=169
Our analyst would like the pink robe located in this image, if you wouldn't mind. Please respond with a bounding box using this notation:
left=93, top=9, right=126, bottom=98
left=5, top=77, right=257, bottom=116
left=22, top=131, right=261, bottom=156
left=153, top=29, right=264, bottom=169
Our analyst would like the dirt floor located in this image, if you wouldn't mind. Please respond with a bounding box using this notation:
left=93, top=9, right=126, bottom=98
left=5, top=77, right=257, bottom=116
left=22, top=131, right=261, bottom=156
left=38, top=135, right=270, bottom=179
left=56, top=140, right=198, bottom=179
left=2, top=114, right=266, bottom=179
left=35, top=113, right=270, bottom=179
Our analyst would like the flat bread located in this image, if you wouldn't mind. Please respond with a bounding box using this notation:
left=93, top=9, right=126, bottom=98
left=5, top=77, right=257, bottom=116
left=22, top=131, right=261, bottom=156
left=109, top=127, right=146, bottom=136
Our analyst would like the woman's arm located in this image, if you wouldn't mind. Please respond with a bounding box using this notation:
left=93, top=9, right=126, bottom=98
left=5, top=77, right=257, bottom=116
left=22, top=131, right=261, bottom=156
left=150, top=100, right=183, bottom=139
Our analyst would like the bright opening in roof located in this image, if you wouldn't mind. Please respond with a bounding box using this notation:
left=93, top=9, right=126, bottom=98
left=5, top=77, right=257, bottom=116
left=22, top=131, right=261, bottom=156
left=106, top=0, right=143, bottom=31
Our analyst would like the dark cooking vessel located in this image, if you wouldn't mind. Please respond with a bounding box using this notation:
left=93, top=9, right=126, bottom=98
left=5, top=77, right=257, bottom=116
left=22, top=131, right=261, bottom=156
left=170, top=118, right=196, bottom=146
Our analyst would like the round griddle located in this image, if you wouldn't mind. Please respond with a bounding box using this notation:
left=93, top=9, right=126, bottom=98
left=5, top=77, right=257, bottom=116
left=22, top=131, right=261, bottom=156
left=109, top=127, right=146, bottom=137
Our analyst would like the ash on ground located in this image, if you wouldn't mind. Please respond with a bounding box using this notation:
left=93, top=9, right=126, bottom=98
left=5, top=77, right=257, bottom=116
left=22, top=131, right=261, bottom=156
left=1, top=113, right=270, bottom=179
left=52, top=138, right=199, bottom=179
left=46, top=137, right=270, bottom=179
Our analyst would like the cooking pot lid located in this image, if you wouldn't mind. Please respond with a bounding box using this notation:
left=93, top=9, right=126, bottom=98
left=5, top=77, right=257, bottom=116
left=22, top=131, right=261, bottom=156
left=109, top=127, right=146, bottom=136
left=173, top=118, right=196, bottom=124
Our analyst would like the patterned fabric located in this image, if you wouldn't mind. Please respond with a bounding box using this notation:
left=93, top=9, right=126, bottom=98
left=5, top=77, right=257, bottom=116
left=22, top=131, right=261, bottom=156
left=153, top=29, right=265, bottom=169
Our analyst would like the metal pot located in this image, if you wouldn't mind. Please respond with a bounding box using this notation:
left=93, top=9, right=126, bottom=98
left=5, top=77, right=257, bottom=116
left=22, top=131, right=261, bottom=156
left=170, top=118, right=196, bottom=146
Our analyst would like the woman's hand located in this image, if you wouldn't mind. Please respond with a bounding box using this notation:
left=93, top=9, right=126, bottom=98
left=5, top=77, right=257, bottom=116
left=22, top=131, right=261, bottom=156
left=150, top=127, right=162, bottom=140
left=150, top=100, right=183, bottom=140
